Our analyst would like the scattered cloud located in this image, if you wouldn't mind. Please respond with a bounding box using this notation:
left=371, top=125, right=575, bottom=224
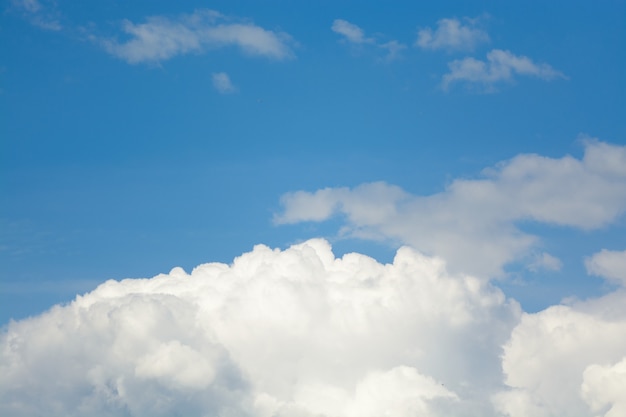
left=0, top=239, right=520, bottom=417
left=416, top=17, right=489, bottom=52
left=99, top=9, right=295, bottom=64
left=585, top=248, right=626, bottom=286
left=527, top=252, right=562, bottom=272
left=332, top=19, right=406, bottom=61
left=276, top=140, right=626, bottom=277
left=379, top=40, right=408, bottom=61
left=442, top=49, right=566, bottom=91
left=331, top=19, right=374, bottom=44
left=14, top=0, right=40, bottom=13
left=11, top=0, right=62, bottom=31
left=212, top=72, right=237, bottom=94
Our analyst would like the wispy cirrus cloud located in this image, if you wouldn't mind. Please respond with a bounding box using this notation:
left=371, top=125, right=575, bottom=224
left=442, top=49, right=566, bottom=91
left=11, top=0, right=62, bottom=31
left=416, top=17, right=489, bottom=52
left=494, top=288, right=626, bottom=417
left=331, top=19, right=374, bottom=44
left=332, top=19, right=406, bottom=61
left=99, top=9, right=296, bottom=64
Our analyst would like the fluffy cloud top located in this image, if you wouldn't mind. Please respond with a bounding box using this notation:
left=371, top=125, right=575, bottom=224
left=3, top=239, right=626, bottom=417
left=276, top=140, right=626, bottom=277
left=416, top=18, right=489, bottom=51
left=442, top=49, right=565, bottom=91
left=1, top=239, right=520, bottom=417
left=100, top=9, right=295, bottom=64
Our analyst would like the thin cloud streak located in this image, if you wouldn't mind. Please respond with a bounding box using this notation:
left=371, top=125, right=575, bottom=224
left=332, top=18, right=406, bottom=61
left=331, top=19, right=374, bottom=44
left=443, top=49, right=566, bottom=91
left=11, top=0, right=62, bottom=31
left=99, top=9, right=296, bottom=64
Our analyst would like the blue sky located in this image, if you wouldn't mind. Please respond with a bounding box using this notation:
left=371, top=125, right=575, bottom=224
left=3, top=0, right=625, bottom=322
left=1, top=2, right=626, bottom=415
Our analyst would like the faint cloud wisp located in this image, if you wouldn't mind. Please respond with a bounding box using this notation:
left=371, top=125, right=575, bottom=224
left=98, top=9, right=296, bottom=64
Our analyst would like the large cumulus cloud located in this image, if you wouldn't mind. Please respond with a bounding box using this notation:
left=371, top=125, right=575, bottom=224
left=3, top=140, right=626, bottom=417
left=1, top=239, right=519, bottom=417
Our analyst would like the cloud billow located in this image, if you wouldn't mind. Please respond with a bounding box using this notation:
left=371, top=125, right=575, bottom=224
left=1, top=239, right=520, bottom=417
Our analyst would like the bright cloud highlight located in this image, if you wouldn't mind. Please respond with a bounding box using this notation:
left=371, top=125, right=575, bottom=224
left=100, top=9, right=295, bottom=64
left=276, top=140, right=626, bottom=277
left=443, top=49, right=566, bottom=91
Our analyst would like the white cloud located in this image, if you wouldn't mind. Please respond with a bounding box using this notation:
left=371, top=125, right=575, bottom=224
left=416, top=18, right=489, bottom=51
left=443, top=49, right=566, bottom=91
left=212, top=72, right=237, bottom=94
left=332, top=19, right=406, bottom=61
left=585, top=249, right=626, bottom=286
left=0, top=239, right=520, bottom=417
left=100, top=9, right=295, bottom=64
left=527, top=252, right=562, bottom=272
left=276, top=140, right=626, bottom=277
left=582, top=357, right=626, bottom=417
left=493, top=292, right=626, bottom=417
left=379, top=40, right=408, bottom=61
left=331, top=19, right=373, bottom=44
